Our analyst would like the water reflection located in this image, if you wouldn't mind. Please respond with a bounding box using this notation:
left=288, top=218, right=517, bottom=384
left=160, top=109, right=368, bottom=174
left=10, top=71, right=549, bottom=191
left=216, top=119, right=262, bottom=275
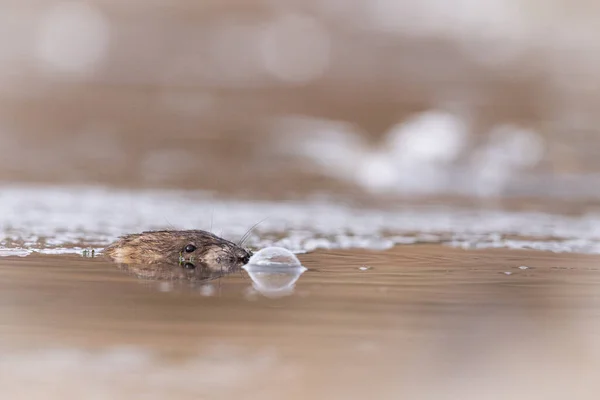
left=243, top=264, right=307, bottom=298
left=115, top=246, right=308, bottom=298
left=117, top=262, right=238, bottom=282
left=243, top=246, right=307, bottom=298
left=3, top=246, right=600, bottom=400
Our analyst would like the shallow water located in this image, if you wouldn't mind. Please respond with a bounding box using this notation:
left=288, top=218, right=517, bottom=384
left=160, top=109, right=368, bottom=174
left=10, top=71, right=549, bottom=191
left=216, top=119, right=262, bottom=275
left=2, top=243, right=600, bottom=399
left=2, top=186, right=600, bottom=398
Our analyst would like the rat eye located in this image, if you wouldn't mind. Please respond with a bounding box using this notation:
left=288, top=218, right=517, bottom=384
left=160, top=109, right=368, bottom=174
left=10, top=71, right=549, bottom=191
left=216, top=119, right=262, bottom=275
left=184, top=244, right=196, bottom=253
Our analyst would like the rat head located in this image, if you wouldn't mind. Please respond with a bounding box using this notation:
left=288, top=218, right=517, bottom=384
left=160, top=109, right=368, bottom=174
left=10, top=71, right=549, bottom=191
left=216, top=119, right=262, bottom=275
left=179, top=231, right=253, bottom=271
left=104, top=229, right=253, bottom=272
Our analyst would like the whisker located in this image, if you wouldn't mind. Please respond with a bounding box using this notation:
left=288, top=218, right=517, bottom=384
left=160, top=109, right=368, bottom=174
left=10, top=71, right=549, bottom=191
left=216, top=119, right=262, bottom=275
left=238, top=217, right=269, bottom=247
left=164, top=217, right=176, bottom=230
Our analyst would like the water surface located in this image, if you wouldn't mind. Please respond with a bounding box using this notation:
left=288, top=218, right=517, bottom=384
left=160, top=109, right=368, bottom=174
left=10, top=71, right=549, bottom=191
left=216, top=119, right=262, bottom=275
left=2, top=244, right=600, bottom=399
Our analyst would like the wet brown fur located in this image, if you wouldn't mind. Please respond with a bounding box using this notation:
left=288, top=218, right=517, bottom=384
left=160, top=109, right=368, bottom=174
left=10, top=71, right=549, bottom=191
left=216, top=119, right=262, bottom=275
left=104, top=230, right=252, bottom=272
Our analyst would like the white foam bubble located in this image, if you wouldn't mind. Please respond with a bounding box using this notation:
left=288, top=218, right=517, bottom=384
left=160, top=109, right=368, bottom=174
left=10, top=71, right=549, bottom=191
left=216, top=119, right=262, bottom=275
left=0, top=248, right=31, bottom=257
left=247, top=247, right=301, bottom=267
left=486, top=124, right=545, bottom=168
left=386, top=111, right=468, bottom=164
left=2, top=185, right=600, bottom=256
left=243, top=248, right=307, bottom=298
left=355, top=151, right=398, bottom=192
left=468, top=125, right=545, bottom=197
left=272, top=111, right=468, bottom=195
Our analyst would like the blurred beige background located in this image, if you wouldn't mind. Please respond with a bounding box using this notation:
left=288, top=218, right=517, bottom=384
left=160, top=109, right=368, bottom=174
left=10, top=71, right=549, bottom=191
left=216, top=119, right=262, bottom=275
left=2, top=0, right=600, bottom=199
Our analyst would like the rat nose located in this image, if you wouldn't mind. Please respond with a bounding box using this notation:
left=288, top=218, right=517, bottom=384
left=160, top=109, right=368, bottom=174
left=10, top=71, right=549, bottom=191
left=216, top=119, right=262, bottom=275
left=238, top=252, right=250, bottom=265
